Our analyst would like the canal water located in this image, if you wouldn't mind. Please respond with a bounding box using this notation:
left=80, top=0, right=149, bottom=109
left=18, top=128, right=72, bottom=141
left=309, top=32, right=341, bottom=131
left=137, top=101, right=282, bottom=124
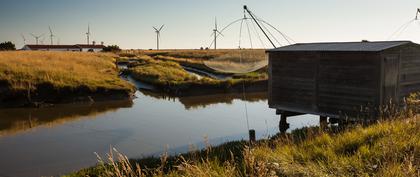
left=0, top=89, right=318, bottom=177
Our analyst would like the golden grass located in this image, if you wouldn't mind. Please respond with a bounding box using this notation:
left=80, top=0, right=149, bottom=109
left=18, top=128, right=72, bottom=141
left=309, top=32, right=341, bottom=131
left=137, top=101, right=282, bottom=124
left=127, top=56, right=266, bottom=93
left=253, top=117, right=420, bottom=177
left=128, top=57, right=199, bottom=86
left=68, top=116, right=419, bottom=177
left=0, top=51, right=134, bottom=92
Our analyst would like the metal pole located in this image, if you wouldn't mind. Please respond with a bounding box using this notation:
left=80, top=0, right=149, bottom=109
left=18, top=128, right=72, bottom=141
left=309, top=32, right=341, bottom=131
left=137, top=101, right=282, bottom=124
left=157, top=33, right=159, bottom=50
left=243, top=5, right=277, bottom=48
left=214, top=30, right=217, bottom=50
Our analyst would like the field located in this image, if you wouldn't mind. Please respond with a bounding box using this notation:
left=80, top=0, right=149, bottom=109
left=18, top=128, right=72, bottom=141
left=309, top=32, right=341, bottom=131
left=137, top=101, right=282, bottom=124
left=69, top=113, right=419, bottom=177
left=120, top=49, right=268, bottom=94
left=0, top=51, right=135, bottom=107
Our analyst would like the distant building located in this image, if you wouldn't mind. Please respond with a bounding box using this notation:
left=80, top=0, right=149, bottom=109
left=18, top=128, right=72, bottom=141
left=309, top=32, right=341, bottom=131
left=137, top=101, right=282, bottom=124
left=22, top=44, right=105, bottom=52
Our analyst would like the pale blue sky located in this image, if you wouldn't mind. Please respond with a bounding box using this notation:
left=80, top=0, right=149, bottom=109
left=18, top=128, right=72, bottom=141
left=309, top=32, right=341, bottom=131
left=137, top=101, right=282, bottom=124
left=1, top=0, right=420, bottom=49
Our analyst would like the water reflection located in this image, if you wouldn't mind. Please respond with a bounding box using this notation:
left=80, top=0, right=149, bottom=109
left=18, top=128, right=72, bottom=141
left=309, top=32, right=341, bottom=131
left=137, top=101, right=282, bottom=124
left=0, top=90, right=318, bottom=177
left=0, top=100, right=133, bottom=137
left=142, top=90, right=267, bottom=110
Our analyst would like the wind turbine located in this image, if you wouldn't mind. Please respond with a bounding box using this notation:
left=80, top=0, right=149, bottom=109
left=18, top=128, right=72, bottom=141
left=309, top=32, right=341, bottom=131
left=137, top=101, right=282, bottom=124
left=153, top=25, right=164, bottom=50
left=49, top=26, right=55, bottom=45
left=86, top=24, right=91, bottom=45
left=21, top=34, right=27, bottom=45
left=211, top=17, right=223, bottom=50
left=30, top=33, right=44, bottom=45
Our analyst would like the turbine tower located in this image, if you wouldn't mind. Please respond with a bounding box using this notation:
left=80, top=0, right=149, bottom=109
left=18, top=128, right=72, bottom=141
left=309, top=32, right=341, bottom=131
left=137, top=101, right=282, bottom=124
left=211, top=17, right=223, bottom=50
left=153, top=25, right=164, bottom=50
left=30, top=33, right=44, bottom=45
left=49, top=26, right=55, bottom=45
left=86, top=24, right=91, bottom=45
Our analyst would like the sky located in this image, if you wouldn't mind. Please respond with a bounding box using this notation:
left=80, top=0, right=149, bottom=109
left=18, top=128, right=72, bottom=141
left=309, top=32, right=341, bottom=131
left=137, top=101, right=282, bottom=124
left=1, top=0, right=420, bottom=49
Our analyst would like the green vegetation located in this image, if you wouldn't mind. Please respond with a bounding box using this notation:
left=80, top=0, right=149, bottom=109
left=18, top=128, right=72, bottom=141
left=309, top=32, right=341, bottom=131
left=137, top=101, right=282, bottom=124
left=0, top=41, right=16, bottom=51
left=103, top=45, right=122, bottom=52
left=0, top=51, right=134, bottom=106
left=68, top=115, right=419, bottom=177
left=126, top=55, right=267, bottom=94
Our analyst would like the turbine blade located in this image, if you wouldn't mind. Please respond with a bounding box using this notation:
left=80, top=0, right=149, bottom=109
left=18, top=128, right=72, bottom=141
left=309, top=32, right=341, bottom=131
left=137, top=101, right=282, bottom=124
left=49, top=26, right=53, bottom=34
left=215, top=17, right=217, bottom=30
left=30, top=33, right=36, bottom=37
left=159, top=25, right=164, bottom=31
left=217, top=30, right=224, bottom=37
left=153, top=27, right=158, bottom=31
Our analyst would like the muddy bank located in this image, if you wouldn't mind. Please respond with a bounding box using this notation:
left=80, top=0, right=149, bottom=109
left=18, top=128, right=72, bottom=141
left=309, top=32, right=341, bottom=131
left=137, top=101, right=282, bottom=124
left=0, top=81, right=134, bottom=108
left=134, top=78, right=267, bottom=97
left=117, top=61, right=267, bottom=97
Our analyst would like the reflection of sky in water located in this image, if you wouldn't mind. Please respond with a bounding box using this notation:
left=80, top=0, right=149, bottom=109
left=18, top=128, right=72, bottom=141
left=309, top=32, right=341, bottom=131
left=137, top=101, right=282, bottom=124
left=0, top=91, right=318, bottom=177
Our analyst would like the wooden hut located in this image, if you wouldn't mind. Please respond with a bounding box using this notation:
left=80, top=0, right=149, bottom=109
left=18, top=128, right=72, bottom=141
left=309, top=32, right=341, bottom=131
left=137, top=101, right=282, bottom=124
left=267, top=41, right=420, bottom=120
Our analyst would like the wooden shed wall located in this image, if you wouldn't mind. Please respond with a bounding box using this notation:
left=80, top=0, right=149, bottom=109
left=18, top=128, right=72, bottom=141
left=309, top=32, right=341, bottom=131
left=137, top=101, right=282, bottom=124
left=269, top=51, right=381, bottom=119
left=381, top=43, right=420, bottom=103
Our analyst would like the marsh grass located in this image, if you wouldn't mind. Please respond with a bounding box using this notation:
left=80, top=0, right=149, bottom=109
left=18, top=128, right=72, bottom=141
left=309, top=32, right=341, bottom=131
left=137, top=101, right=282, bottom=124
left=127, top=56, right=266, bottom=93
left=0, top=51, right=134, bottom=92
left=69, top=113, right=419, bottom=177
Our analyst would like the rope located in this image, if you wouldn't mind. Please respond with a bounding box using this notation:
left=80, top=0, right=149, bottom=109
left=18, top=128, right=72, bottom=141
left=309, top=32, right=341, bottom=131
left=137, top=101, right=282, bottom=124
left=253, top=13, right=294, bottom=45
left=245, top=18, right=254, bottom=49
left=388, top=19, right=415, bottom=40
left=250, top=18, right=267, bottom=48
left=259, top=18, right=282, bottom=47
left=238, top=18, right=245, bottom=48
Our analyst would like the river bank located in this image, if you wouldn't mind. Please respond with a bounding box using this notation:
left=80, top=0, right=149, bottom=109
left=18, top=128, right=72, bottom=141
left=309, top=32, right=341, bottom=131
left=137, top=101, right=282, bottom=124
left=0, top=51, right=135, bottom=108
left=117, top=50, right=268, bottom=96
left=68, top=115, right=419, bottom=177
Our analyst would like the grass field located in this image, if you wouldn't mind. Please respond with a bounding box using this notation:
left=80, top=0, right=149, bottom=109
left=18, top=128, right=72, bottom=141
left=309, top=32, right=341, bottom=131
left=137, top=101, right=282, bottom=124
left=68, top=115, right=419, bottom=177
left=0, top=51, right=134, bottom=106
left=118, top=49, right=268, bottom=94
left=126, top=55, right=267, bottom=94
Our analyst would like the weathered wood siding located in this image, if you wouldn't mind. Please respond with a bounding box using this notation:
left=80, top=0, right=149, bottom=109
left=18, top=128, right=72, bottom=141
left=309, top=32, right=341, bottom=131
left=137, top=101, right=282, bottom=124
left=382, top=43, right=420, bottom=103
left=317, top=52, right=380, bottom=118
left=269, top=51, right=381, bottom=119
left=268, top=52, right=318, bottom=113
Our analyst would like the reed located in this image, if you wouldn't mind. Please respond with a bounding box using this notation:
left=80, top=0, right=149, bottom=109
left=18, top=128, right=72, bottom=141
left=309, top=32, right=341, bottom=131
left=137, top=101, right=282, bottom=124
left=0, top=51, right=133, bottom=91
left=69, top=114, right=419, bottom=177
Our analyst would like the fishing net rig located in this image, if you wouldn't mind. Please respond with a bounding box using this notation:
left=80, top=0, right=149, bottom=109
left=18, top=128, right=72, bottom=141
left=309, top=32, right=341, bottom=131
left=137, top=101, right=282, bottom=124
left=204, top=5, right=295, bottom=74
left=204, top=5, right=295, bottom=143
left=388, top=8, right=420, bottom=40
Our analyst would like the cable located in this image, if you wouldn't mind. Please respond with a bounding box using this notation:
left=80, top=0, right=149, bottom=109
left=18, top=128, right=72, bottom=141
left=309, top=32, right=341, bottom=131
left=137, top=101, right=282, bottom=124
left=250, top=18, right=267, bottom=49
left=238, top=18, right=245, bottom=48
left=388, top=19, right=415, bottom=40
left=259, top=18, right=282, bottom=47
left=245, top=18, right=254, bottom=48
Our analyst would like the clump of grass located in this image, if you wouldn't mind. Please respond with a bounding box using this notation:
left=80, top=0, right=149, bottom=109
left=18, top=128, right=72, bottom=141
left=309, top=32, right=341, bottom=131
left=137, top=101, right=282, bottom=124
left=252, top=116, right=420, bottom=177
left=127, top=57, right=266, bottom=93
left=128, top=57, right=199, bottom=87
left=0, top=51, right=135, bottom=105
left=69, top=116, right=419, bottom=177
left=0, top=51, right=133, bottom=91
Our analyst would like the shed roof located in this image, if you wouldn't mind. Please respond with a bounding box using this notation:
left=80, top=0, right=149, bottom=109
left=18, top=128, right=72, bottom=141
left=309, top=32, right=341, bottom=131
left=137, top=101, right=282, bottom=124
left=268, top=41, right=411, bottom=52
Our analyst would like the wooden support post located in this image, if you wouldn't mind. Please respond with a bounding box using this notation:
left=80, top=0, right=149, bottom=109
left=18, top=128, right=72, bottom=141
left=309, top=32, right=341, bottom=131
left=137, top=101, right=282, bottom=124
left=279, top=114, right=289, bottom=134
left=320, top=116, right=328, bottom=130
left=249, top=129, right=256, bottom=143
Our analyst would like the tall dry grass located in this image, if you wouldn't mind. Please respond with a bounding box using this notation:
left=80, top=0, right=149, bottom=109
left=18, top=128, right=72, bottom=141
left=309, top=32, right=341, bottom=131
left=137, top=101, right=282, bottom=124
left=69, top=115, right=419, bottom=177
left=0, top=51, right=133, bottom=91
